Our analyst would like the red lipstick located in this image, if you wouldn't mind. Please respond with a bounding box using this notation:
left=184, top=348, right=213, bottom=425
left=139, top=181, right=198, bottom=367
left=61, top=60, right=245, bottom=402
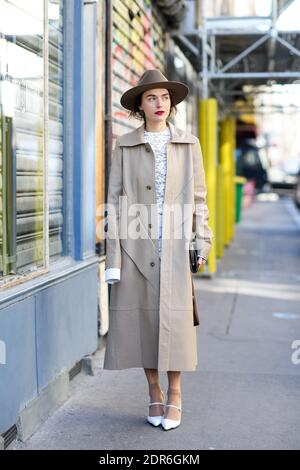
left=155, top=111, right=165, bottom=115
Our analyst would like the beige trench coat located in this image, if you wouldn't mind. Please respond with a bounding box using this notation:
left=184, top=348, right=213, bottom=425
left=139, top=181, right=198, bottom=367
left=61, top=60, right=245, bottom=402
left=103, top=120, right=213, bottom=371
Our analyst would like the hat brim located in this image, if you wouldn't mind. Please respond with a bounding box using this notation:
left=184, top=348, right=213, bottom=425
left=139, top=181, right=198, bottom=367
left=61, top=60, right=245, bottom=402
left=120, top=81, right=189, bottom=111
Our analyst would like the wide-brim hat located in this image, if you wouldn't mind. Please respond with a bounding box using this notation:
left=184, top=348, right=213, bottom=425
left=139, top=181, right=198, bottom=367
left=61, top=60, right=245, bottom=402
left=120, top=69, right=189, bottom=111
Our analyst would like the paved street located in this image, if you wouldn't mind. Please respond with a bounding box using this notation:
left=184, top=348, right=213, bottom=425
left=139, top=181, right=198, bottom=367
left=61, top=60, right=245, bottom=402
left=11, top=195, right=300, bottom=450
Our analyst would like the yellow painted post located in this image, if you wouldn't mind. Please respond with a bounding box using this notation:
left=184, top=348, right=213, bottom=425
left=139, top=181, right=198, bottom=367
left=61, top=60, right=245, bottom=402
left=220, top=117, right=237, bottom=246
left=199, top=98, right=217, bottom=275
left=228, top=117, right=236, bottom=242
left=220, top=118, right=231, bottom=246
left=216, top=163, right=224, bottom=258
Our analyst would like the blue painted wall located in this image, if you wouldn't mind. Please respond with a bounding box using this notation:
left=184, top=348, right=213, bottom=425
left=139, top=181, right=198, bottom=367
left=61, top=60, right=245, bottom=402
left=0, top=298, right=37, bottom=432
left=35, top=266, right=98, bottom=392
left=0, top=264, right=98, bottom=433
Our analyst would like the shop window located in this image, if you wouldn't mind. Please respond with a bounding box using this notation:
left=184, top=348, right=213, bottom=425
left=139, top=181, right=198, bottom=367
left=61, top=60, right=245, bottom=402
left=0, top=0, right=64, bottom=285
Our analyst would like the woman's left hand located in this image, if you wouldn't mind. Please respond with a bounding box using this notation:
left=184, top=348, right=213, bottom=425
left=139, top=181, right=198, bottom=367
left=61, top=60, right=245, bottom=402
left=197, top=257, right=206, bottom=267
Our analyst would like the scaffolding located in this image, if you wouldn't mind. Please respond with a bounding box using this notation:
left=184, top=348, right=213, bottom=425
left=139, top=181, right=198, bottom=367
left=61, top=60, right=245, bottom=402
left=171, top=0, right=300, bottom=114
left=165, top=0, right=300, bottom=273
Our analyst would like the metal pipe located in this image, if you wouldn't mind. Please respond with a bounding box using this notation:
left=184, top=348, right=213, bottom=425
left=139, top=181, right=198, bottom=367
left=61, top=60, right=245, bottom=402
left=194, top=29, right=300, bottom=36
left=176, top=34, right=199, bottom=56
left=104, top=0, right=112, bottom=259
left=219, top=34, right=269, bottom=73
left=201, top=0, right=208, bottom=99
left=105, top=0, right=112, bottom=199
left=210, top=34, right=215, bottom=74
left=267, top=0, right=278, bottom=72
left=205, top=15, right=273, bottom=21
left=272, top=0, right=278, bottom=26
left=276, top=35, right=300, bottom=58
left=206, top=72, right=300, bottom=78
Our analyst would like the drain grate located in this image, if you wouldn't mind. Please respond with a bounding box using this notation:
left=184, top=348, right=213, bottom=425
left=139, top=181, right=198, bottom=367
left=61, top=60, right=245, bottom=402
left=69, top=360, right=82, bottom=381
left=2, top=424, right=17, bottom=449
left=1, top=363, right=83, bottom=449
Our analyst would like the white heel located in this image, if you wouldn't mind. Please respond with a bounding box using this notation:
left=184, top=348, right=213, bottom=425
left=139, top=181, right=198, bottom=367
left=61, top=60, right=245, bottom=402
left=161, top=402, right=182, bottom=430
left=146, top=385, right=164, bottom=427
left=146, top=400, right=165, bottom=427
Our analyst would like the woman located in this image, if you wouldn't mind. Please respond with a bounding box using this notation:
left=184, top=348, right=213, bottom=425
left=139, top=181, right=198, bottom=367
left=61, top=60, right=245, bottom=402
left=103, top=69, right=213, bottom=431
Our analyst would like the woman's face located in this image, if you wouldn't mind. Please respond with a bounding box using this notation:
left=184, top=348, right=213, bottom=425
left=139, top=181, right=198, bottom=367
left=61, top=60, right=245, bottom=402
left=139, top=88, right=171, bottom=124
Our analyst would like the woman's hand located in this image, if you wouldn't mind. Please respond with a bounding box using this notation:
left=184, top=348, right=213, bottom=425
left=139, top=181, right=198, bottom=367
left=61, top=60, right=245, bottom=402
left=197, top=256, right=206, bottom=268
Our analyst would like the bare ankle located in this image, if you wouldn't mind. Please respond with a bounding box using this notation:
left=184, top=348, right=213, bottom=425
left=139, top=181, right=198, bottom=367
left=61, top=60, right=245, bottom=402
left=147, top=383, right=164, bottom=417
left=148, top=382, right=162, bottom=393
left=167, top=387, right=181, bottom=396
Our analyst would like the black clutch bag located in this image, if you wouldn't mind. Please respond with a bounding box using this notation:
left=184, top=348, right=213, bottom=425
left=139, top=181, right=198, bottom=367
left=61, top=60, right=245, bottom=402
left=191, top=279, right=200, bottom=326
left=189, top=244, right=200, bottom=326
left=189, top=247, right=199, bottom=273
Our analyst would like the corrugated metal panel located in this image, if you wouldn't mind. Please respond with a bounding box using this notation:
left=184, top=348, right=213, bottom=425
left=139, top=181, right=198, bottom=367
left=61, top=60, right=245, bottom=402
left=46, top=0, right=64, bottom=262
left=0, top=0, right=64, bottom=276
left=112, top=0, right=167, bottom=139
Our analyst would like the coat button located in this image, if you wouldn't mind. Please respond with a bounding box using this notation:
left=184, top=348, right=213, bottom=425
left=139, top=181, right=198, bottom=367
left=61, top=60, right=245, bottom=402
left=145, top=145, right=151, bottom=152
left=148, top=223, right=152, bottom=228
left=150, top=261, right=155, bottom=267
left=146, top=185, right=152, bottom=190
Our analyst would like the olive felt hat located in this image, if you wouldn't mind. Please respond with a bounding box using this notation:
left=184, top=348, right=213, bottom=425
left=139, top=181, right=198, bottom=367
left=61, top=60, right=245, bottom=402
left=120, top=69, right=189, bottom=111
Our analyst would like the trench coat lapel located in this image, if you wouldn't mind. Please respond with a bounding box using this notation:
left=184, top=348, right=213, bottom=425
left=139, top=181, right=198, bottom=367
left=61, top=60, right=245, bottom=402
left=119, top=120, right=197, bottom=206
left=118, top=120, right=196, bottom=146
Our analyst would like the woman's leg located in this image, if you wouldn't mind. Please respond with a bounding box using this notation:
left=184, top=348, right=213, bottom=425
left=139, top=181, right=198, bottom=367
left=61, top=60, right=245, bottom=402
left=165, top=371, right=181, bottom=420
left=144, top=368, right=164, bottom=417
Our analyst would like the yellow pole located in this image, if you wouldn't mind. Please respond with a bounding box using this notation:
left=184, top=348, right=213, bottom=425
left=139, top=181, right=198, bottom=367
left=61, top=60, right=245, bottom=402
left=228, top=117, right=236, bottom=242
left=216, top=163, right=224, bottom=258
left=199, top=98, right=217, bottom=275
left=220, top=117, right=236, bottom=246
left=220, top=118, right=231, bottom=246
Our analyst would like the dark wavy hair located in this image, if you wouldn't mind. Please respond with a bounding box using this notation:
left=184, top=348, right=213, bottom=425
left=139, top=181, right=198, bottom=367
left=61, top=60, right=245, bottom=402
left=128, top=89, right=178, bottom=122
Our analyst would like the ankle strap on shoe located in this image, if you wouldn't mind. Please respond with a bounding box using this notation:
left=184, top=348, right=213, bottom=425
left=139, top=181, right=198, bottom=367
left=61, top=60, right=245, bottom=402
left=165, top=404, right=181, bottom=411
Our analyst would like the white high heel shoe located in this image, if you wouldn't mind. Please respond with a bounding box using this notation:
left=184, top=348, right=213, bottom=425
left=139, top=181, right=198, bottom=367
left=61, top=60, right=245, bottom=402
left=161, top=390, right=182, bottom=431
left=146, top=391, right=165, bottom=427
left=161, top=402, right=182, bottom=430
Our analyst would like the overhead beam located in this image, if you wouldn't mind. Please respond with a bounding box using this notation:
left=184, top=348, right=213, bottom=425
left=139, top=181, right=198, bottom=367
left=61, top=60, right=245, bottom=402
left=206, top=72, right=300, bottom=79
left=219, top=34, right=269, bottom=73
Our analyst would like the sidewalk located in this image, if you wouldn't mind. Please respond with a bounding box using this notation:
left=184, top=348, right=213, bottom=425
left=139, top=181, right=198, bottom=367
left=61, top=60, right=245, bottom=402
left=10, top=195, right=300, bottom=450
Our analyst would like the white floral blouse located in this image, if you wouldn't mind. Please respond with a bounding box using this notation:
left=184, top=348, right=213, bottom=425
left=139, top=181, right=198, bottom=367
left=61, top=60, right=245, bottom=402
left=144, top=126, right=171, bottom=259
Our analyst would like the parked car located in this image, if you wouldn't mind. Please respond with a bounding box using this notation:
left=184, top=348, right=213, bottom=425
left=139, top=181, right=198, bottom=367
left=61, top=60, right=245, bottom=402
left=268, top=157, right=300, bottom=190
left=236, top=143, right=268, bottom=190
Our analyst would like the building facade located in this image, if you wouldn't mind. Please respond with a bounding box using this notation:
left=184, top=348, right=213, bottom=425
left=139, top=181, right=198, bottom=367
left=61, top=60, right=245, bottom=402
left=0, top=0, right=98, bottom=444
